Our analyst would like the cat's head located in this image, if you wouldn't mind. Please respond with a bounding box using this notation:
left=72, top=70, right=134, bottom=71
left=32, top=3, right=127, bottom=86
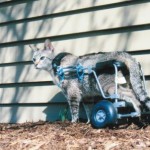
left=31, top=39, right=55, bottom=71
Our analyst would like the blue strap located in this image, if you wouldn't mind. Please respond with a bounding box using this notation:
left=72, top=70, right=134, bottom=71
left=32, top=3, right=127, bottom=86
left=56, top=64, right=87, bottom=87
left=56, top=66, right=64, bottom=87
left=76, top=64, right=84, bottom=81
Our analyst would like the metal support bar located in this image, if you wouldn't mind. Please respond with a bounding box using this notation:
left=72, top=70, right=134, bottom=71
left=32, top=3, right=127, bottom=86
left=91, top=70, right=111, bottom=99
left=113, top=64, right=119, bottom=103
left=117, top=112, right=140, bottom=119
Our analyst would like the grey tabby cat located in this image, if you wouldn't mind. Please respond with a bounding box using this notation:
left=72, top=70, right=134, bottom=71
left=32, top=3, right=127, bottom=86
left=31, top=39, right=150, bottom=123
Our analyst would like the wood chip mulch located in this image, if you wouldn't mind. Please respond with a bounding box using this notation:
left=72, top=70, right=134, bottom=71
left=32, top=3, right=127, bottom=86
left=0, top=121, right=150, bottom=150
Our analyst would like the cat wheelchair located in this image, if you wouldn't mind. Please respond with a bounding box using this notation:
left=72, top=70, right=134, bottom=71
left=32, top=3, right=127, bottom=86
left=56, top=60, right=150, bottom=128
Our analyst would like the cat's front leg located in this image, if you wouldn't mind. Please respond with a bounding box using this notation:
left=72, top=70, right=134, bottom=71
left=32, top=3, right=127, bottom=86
left=65, top=81, right=82, bottom=123
left=68, top=97, right=81, bottom=123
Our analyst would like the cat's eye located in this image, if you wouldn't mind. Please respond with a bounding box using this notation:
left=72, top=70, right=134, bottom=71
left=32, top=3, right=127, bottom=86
left=32, top=58, right=36, bottom=62
left=40, top=56, right=46, bottom=60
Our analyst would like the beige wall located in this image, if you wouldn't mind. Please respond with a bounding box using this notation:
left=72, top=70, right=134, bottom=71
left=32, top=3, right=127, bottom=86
left=0, top=0, right=150, bottom=123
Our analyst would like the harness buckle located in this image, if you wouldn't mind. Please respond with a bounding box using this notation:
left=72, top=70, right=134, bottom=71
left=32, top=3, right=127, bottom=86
left=57, top=66, right=65, bottom=86
left=76, top=64, right=84, bottom=81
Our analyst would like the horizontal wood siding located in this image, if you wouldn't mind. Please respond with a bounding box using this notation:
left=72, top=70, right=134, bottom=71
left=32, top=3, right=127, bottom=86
left=0, top=0, right=150, bottom=123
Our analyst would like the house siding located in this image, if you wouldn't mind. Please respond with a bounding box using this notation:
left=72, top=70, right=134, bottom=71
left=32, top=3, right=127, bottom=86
left=0, top=0, right=150, bottom=123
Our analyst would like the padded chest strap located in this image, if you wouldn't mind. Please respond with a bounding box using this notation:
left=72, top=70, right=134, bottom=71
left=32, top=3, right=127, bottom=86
left=52, top=52, right=71, bottom=74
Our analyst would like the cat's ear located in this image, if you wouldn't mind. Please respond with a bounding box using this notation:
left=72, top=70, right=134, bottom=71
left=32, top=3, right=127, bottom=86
left=29, top=45, right=39, bottom=52
left=44, top=39, right=54, bottom=51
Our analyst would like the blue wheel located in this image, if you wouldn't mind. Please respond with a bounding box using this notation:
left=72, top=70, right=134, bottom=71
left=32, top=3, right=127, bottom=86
left=91, top=100, right=117, bottom=128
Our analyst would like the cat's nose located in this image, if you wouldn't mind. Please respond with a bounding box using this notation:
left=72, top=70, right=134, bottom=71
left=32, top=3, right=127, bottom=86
left=35, top=60, right=40, bottom=66
left=34, top=61, right=40, bottom=69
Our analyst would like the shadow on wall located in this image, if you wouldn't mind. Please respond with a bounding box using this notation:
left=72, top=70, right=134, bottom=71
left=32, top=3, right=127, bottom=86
left=0, top=0, right=143, bottom=123
left=43, top=92, right=90, bottom=122
left=43, top=92, right=70, bottom=122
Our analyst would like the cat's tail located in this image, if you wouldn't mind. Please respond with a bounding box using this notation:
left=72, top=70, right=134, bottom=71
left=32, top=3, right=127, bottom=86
left=143, top=97, right=150, bottom=110
left=106, top=51, right=150, bottom=110
left=128, top=58, right=150, bottom=110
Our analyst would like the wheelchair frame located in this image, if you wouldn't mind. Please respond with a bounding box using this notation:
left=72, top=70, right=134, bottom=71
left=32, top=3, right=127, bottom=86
left=56, top=60, right=150, bottom=128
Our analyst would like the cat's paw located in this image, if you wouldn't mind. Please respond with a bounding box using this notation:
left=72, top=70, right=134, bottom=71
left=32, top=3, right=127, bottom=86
left=71, top=119, right=77, bottom=123
left=86, top=119, right=90, bottom=124
left=71, top=117, right=78, bottom=123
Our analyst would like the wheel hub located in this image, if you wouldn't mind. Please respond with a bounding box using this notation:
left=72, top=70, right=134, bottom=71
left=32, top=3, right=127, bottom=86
left=95, top=110, right=106, bottom=123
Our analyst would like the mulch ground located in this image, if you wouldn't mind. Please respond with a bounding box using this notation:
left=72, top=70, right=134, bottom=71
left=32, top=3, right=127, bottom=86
left=0, top=121, right=150, bottom=150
